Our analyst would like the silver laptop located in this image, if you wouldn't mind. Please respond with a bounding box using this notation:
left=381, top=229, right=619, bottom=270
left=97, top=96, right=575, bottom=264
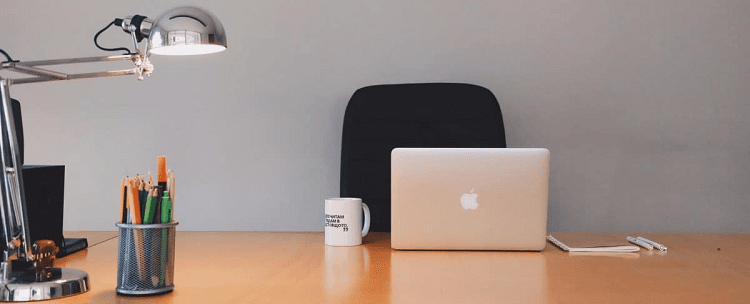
left=391, top=148, right=549, bottom=250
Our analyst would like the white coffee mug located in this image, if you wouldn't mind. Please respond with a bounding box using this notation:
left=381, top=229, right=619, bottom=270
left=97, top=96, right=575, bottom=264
left=325, top=198, right=370, bottom=246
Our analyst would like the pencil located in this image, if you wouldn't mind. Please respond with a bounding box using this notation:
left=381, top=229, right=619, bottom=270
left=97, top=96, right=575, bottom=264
left=168, top=171, right=175, bottom=220
left=166, top=170, right=171, bottom=192
left=143, top=188, right=158, bottom=224
left=127, top=179, right=146, bottom=280
left=120, top=177, right=128, bottom=223
left=128, top=179, right=142, bottom=224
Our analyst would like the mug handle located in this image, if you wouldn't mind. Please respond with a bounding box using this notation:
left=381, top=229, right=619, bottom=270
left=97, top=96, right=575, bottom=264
left=361, top=203, right=370, bottom=237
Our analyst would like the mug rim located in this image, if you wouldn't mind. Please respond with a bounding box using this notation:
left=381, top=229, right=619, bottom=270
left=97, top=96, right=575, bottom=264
left=326, top=197, right=362, bottom=202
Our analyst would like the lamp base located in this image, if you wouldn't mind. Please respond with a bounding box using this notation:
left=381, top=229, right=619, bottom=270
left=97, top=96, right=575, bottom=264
left=0, top=268, right=88, bottom=302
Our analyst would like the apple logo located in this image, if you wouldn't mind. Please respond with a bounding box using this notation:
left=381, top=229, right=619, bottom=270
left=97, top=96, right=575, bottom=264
left=460, top=189, right=479, bottom=210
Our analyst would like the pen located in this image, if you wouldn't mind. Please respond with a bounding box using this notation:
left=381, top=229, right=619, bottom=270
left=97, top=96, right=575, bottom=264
left=627, top=236, right=653, bottom=250
left=161, top=191, right=172, bottom=224
left=138, top=177, right=148, bottom=219
left=637, top=236, right=667, bottom=251
left=156, top=156, right=167, bottom=225
left=160, top=191, right=173, bottom=285
left=157, top=156, right=168, bottom=189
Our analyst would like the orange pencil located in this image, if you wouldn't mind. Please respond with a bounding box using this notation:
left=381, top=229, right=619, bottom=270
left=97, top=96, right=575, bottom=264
left=128, top=179, right=142, bottom=224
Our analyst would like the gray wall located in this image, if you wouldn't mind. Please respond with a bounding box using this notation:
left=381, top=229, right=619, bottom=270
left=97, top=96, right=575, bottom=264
left=2, top=0, right=748, bottom=232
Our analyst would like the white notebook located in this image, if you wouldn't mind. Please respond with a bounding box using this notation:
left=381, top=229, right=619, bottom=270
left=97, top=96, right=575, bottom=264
left=547, top=235, right=640, bottom=253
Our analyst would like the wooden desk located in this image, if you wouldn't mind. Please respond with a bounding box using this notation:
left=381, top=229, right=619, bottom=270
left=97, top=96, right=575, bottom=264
left=50, top=232, right=749, bottom=303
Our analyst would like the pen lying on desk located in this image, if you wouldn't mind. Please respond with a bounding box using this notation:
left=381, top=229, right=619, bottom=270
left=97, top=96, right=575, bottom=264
left=637, top=236, right=667, bottom=251
left=627, top=236, right=653, bottom=250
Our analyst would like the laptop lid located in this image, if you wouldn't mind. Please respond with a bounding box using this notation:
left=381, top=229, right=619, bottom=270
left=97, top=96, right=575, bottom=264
left=391, top=148, right=549, bottom=250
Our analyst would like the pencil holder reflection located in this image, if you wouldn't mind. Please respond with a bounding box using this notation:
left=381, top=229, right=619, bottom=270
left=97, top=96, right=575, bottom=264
left=116, top=222, right=178, bottom=295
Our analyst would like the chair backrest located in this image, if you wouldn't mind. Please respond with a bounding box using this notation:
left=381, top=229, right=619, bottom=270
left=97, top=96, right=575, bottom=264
left=340, top=83, right=506, bottom=232
left=3, top=98, right=24, bottom=165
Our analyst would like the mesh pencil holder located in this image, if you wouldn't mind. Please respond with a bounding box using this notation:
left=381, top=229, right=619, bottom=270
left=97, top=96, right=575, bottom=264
left=116, top=222, right=178, bottom=295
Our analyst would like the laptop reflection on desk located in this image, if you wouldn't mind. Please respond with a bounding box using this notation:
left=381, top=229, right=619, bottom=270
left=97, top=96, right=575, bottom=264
left=391, top=251, right=548, bottom=303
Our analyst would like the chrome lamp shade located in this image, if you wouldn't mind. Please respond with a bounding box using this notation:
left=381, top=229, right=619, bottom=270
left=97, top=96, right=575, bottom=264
left=148, top=6, right=227, bottom=56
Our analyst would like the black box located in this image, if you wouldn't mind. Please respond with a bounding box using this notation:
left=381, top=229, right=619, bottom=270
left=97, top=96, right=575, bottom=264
left=21, top=165, right=66, bottom=250
left=20, top=165, right=88, bottom=257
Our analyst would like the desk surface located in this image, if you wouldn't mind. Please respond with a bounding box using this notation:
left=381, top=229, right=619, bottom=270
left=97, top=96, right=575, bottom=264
left=51, top=232, right=749, bottom=303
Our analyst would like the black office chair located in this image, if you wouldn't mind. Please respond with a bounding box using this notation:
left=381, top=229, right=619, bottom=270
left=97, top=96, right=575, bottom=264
left=6, top=98, right=24, bottom=164
left=340, top=83, right=506, bottom=232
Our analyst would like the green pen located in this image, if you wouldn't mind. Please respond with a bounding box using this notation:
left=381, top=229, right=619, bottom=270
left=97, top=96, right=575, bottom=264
left=160, top=191, right=172, bottom=285
left=161, top=191, right=173, bottom=224
left=142, top=189, right=157, bottom=224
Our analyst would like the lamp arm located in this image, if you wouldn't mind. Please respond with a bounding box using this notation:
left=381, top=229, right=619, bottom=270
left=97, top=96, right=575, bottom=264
left=0, top=53, right=152, bottom=272
left=0, top=53, right=152, bottom=85
left=0, top=79, right=32, bottom=270
left=6, top=54, right=137, bottom=67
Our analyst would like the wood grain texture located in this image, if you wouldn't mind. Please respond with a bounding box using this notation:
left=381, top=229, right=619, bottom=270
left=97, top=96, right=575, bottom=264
left=49, top=232, right=750, bottom=303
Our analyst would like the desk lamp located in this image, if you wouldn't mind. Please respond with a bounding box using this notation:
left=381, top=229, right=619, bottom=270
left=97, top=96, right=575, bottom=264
left=0, top=6, right=226, bottom=301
